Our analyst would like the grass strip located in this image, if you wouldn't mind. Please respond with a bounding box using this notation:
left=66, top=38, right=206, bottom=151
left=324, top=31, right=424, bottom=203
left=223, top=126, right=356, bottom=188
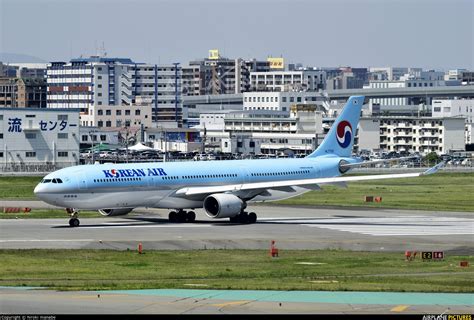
left=0, top=249, right=472, bottom=292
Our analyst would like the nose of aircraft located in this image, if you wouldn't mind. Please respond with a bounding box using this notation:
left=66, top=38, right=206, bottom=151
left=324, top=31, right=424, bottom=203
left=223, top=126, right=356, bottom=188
left=34, top=182, right=45, bottom=198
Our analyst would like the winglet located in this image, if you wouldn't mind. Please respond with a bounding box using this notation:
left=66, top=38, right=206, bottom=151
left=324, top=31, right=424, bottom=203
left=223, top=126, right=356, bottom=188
left=421, top=161, right=446, bottom=176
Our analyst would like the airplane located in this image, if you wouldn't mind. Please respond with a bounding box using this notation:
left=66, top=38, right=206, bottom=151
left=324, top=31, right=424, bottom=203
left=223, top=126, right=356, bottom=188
left=34, top=95, right=445, bottom=227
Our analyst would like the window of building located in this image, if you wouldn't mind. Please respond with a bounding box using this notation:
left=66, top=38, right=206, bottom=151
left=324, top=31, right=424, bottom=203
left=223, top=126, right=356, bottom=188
left=125, top=110, right=131, bottom=116
left=116, top=110, right=121, bottom=116
left=25, top=133, right=36, bottom=139
left=106, top=110, right=111, bottom=116
left=116, top=120, right=122, bottom=127
left=0, top=115, right=3, bottom=120
left=275, top=97, right=278, bottom=102
left=58, top=114, right=68, bottom=121
left=98, top=121, right=103, bottom=127
left=97, top=67, right=102, bottom=71
left=100, top=135, right=106, bottom=141
left=282, top=97, right=287, bottom=102
left=290, top=97, right=294, bottom=102
left=0, top=133, right=3, bottom=139
left=135, top=109, right=141, bottom=116
left=26, top=114, right=36, bottom=118
left=125, top=120, right=131, bottom=127
left=98, top=101, right=102, bottom=105
left=106, top=121, right=111, bottom=127
left=26, top=152, right=36, bottom=157
left=98, top=75, right=102, bottom=80
left=58, top=133, right=68, bottom=139
left=0, top=152, right=3, bottom=158
left=58, top=151, right=68, bottom=157
left=82, top=135, right=88, bottom=142
left=98, top=84, right=102, bottom=88
left=98, top=110, right=103, bottom=115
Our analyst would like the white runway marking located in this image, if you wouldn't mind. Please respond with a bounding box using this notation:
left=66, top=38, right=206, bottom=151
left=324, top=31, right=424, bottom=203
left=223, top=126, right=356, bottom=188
left=262, top=216, right=474, bottom=236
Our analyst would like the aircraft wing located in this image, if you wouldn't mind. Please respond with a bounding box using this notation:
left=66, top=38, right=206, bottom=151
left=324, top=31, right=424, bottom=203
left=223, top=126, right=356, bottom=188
left=175, top=161, right=445, bottom=197
left=340, top=156, right=419, bottom=170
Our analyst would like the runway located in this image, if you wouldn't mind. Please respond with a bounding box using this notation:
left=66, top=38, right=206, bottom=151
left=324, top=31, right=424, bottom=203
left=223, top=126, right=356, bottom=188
left=1, top=203, right=472, bottom=253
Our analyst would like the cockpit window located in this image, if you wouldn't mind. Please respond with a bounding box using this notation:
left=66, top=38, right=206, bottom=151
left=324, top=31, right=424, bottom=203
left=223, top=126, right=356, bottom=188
left=43, top=178, right=63, bottom=183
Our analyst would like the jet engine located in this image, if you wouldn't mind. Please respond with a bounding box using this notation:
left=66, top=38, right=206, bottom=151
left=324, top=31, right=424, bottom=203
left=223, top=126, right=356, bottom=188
left=203, top=193, right=244, bottom=219
left=98, top=208, right=133, bottom=216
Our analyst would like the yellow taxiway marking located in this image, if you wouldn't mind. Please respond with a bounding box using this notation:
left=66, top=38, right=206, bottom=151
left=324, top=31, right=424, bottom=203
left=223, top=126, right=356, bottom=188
left=212, top=300, right=251, bottom=308
left=391, top=305, right=409, bottom=312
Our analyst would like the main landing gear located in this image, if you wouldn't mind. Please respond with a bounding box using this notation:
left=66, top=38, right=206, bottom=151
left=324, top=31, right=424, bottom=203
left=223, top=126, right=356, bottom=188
left=229, top=211, right=257, bottom=224
left=66, top=208, right=80, bottom=227
left=168, top=210, right=196, bottom=223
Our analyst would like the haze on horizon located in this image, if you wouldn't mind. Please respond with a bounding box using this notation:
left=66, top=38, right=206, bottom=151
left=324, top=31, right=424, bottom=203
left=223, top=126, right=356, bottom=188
left=0, top=0, right=472, bottom=70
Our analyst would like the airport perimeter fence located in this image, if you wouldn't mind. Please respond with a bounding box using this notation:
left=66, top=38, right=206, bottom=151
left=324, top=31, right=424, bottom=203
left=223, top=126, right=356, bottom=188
left=0, top=162, right=76, bottom=176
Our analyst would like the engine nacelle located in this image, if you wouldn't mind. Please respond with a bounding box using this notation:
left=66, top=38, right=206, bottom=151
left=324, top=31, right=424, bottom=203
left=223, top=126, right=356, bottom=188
left=98, top=208, right=133, bottom=216
left=203, top=193, right=244, bottom=219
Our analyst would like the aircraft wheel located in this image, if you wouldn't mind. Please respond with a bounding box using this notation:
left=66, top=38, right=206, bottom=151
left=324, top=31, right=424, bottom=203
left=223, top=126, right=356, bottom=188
left=248, top=212, right=257, bottom=224
left=69, top=218, right=80, bottom=227
left=169, top=211, right=177, bottom=222
left=177, top=211, right=187, bottom=223
left=239, top=211, right=249, bottom=224
left=186, top=211, right=196, bottom=223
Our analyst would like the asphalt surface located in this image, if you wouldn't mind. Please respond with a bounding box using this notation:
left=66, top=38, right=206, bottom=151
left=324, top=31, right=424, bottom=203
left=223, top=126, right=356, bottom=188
left=0, top=201, right=473, bottom=253
left=1, top=201, right=472, bottom=314
left=1, top=287, right=473, bottom=314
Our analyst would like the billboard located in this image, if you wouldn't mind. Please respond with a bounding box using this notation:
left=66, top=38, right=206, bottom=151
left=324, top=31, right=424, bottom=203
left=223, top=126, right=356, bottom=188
left=267, top=57, right=285, bottom=69
left=209, top=49, right=220, bottom=60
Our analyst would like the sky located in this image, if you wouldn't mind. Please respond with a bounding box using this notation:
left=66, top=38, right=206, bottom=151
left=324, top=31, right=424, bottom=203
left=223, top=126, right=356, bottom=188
left=0, top=0, right=472, bottom=70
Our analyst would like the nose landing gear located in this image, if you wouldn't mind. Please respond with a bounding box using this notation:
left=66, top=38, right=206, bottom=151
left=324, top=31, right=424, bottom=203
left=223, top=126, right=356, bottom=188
left=66, top=208, right=80, bottom=227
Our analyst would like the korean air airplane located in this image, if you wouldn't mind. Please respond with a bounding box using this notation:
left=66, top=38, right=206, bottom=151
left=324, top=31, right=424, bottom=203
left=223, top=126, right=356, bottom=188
left=34, top=96, right=444, bottom=227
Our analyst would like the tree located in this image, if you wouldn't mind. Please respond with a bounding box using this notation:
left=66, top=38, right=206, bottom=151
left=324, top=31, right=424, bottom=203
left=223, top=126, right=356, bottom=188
left=424, top=152, right=439, bottom=166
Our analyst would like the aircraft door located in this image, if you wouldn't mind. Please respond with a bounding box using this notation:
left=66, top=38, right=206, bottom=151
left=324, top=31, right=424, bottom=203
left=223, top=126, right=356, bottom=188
left=312, top=163, right=321, bottom=178
left=239, top=166, right=250, bottom=184
left=79, top=177, right=87, bottom=189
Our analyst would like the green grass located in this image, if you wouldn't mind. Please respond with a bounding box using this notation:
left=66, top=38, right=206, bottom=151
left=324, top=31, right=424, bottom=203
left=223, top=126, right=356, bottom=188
left=0, top=176, right=41, bottom=199
left=0, top=209, right=100, bottom=219
left=0, top=249, right=472, bottom=292
left=276, top=172, right=474, bottom=212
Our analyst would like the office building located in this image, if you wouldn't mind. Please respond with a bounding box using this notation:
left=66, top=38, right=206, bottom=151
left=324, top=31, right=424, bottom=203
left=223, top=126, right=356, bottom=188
left=47, top=56, right=182, bottom=127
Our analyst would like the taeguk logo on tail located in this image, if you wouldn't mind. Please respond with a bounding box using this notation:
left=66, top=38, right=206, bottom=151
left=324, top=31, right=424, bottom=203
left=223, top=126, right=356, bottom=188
left=336, top=120, right=352, bottom=148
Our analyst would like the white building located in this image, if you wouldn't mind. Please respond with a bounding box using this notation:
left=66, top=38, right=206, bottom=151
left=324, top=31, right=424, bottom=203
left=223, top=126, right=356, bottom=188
left=1, top=107, right=80, bottom=171
left=197, top=104, right=324, bottom=156
left=47, top=56, right=182, bottom=127
left=369, top=67, right=422, bottom=81
left=250, top=69, right=326, bottom=92
left=357, top=116, right=465, bottom=155
left=432, top=98, right=474, bottom=145
left=243, top=91, right=326, bottom=113
left=79, top=104, right=152, bottom=129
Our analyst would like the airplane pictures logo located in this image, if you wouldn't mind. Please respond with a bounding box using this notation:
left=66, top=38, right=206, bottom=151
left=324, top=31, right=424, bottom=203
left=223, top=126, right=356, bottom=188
left=336, top=120, right=352, bottom=148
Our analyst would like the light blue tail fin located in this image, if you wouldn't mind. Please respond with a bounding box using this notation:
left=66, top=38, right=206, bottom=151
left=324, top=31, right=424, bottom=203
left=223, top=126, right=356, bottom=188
left=307, top=95, right=365, bottom=158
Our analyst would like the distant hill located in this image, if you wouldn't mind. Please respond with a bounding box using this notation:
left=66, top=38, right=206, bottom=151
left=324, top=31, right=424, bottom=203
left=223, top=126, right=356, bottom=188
left=0, top=53, right=47, bottom=63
